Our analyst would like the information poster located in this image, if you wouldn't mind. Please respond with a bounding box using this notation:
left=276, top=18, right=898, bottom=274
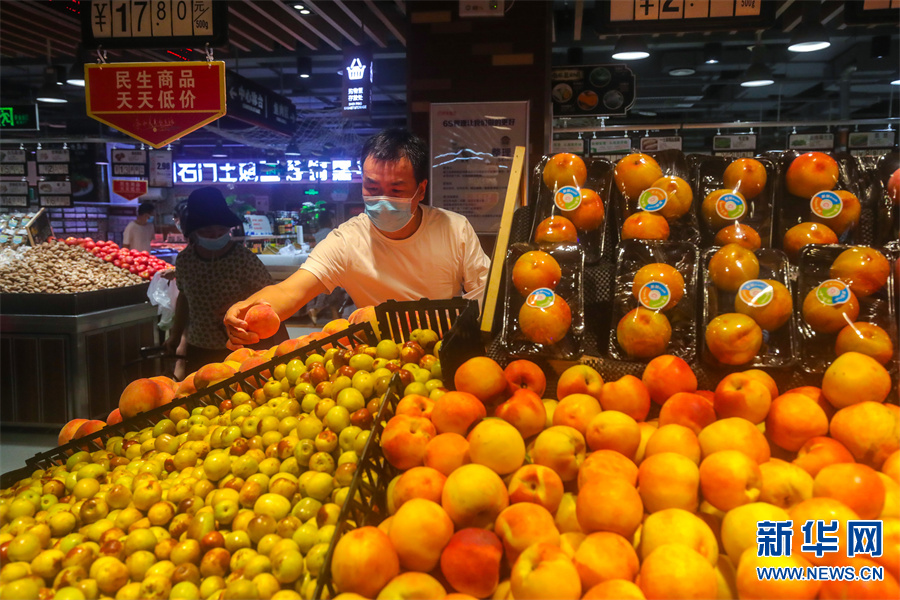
left=551, top=138, right=586, bottom=155
left=789, top=133, right=834, bottom=151
left=641, top=136, right=682, bottom=152
left=430, top=101, right=529, bottom=233
left=590, top=137, right=632, bottom=161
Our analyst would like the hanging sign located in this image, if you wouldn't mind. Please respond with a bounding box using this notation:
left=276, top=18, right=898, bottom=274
left=641, top=136, right=682, bottom=152
left=603, top=0, right=776, bottom=33
left=591, top=137, right=632, bottom=155
left=551, top=65, right=635, bottom=117
left=848, top=131, right=896, bottom=149
left=112, top=149, right=149, bottom=177
left=82, top=0, right=228, bottom=49
left=149, top=150, right=174, bottom=187
left=551, top=139, right=586, bottom=155
left=0, top=181, right=29, bottom=208
left=0, top=149, right=27, bottom=176
left=789, top=133, right=834, bottom=151
left=112, top=179, right=148, bottom=201
left=713, top=134, right=757, bottom=157
left=85, top=61, right=227, bottom=148
left=0, top=105, right=39, bottom=131
left=226, top=71, right=296, bottom=135
left=342, top=47, right=373, bottom=116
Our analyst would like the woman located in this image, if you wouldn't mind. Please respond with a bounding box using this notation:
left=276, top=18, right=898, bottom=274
left=164, top=187, right=289, bottom=375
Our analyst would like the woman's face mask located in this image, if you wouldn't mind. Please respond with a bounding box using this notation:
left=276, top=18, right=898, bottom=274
left=363, top=187, right=423, bottom=233
left=194, top=231, right=231, bottom=251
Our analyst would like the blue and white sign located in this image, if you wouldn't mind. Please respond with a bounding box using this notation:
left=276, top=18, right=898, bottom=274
left=343, top=47, right=373, bottom=116
left=172, top=159, right=361, bottom=185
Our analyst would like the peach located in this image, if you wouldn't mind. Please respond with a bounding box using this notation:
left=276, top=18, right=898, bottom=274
left=532, top=426, right=587, bottom=482
left=508, top=465, right=565, bottom=513
left=585, top=410, right=640, bottom=459
left=830, top=246, right=890, bottom=297
left=652, top=175, right=694, bottom=221
left=579, top=448, right=640, bottom=488
left=510, top=543, right=582, bottom=600
left=73, top=419, right=106, bottom=447
left=743, top=369, right=779, bottom=400
left=734, top=278, right=793, bottom=331
left=621, top=211, right=670, bottom=241
left=494, top=389, right=547, bottom=439
left=495, top=503, right=560, bottom=566
left=244, top=304, right=280, bottom=339
left=786, top=151, right=839, bottom=198
left=641, top=508, right=718, bottom=565
left=835, top=322, right=895, bottom=365
left=699, top=450, right=762, bottom=511
left=553, top=393, right=602, bottom=436
left=504, top=359, right=547, bottom=397
left=424, top=433, right=470, bottom=477
left=616, top=307, right=672, bottom=359
left=812, top=189, right=861, bottom=235
left=708, top=243, right=759, bottom=292
left=381, top=414, right=436, bottom=471
left=792, top=436, right=856, bottom=478
left=577, top=477, right=643, bottom=539
left=599, top=375, right=651, bottom=421
left=331, top=527, right=399, bottom=598
left=645, top=424, right=701, bottom=464
left=239, top=355, right=271, bottom=381
left=389, top=499, right=454, bottom=572
left=392, top=467, right=447, bottom=510
left=555, top=492, right=582, bottom=534
left=564, top=187, right=606, bottom=231
left=638, top=452, right=700, bottom=513
left=468, top=418, right=526, bottom=475
left=783, top=221, right=839, bottom=260
left=58, top=419, right=88, bottom=446
left=441, top=464, right=509, bottom=529
left=375, top=572, right=446, bottom=600
left=715, top=222, right=762, bottom=251
left=641, top=355, right=698, bottom=406
left=819, top=556, right=900, bottom=600
left=765, top=392, right=830, bottom=452
left=830, top=402, right=900, bottom=469
left=813, top=463, right=885, bottom=519
left=723, top=158, right=767, bottom=199
left=557, top=364, right=604, bottom=403
left=698, top=417, right=771, bottom=463
left=396, top=394, right=435, bottom=419
left=519, top=291, right=573, bottom=345
left=534, top=215, right=578, bottom=244
left=639, top=544, right=718, bottom=600
left=759, top=459, right=814, bottom=509
left=440, top=528, right=503, bottom=598
left=632, top=262, right=685, bottom=311
left=823, top=351, right=892, bottom=409
left=174, top=373, right=197, bottom=397
left=149, top=375, right=176, bottom=393
left=714, top=372, right=772, bottom=424
left=736, top=548, right=820, bottom=600
left=543, top=152, right=587, bottom=190
left=721, top=502, right=790, bottom=565
left=119, top=378, right=174, bottom=419
left=574, top=532, right=639, bottom=590
left=705, top=313, right=763, bottom=366
left=106, top=408, right=122, bottom=426
left=658, top=393, right=717, bottom=435
left=789, top=498, right=860, bottom=565
left=454, top=357, right=507, bottom=405
left=512, top=251, right=562, bottom=297
left=615, top=153, right=664, bottom=200
left=890, top=169, right=900, bottom=204
left=193, top=362, right=237, bottom=390
left=274, top=337, right=305, bottom=356
left=583, top=580, right=646, bottom=600
left=702, top=189, right=748, bottom=231
left=878, top=518, right=900, bottom=581
left=884, top=450, right=900, bottom=482
left=431, top=391, right=487, bottom=436
left=225, top=347, right=255, bottom=363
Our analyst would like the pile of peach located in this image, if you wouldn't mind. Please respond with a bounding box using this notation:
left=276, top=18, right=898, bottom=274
left=328, top=353, right=900, bottom=600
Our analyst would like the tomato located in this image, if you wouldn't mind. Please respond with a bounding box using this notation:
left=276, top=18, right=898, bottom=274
left=84, top=241, right=95, bottom=250
left=103, top=255, right=115, bottom=262
left=65, top=237, right=77, bottom=245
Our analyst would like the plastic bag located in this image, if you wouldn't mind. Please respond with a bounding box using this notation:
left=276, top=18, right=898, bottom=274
left=147, top=270, right=179, bottom=330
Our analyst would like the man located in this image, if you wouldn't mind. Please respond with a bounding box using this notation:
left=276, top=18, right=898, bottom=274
left=122, top=202, right=155, bottom=252
left=225, top=128, right=490, bottom=347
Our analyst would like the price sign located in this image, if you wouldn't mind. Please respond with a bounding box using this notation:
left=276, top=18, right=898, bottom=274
left=848, top=131, right=896, bottom=149
left=36, top=149, right=70, bottom=163
left=38, top=163, right=70, bottom=175
left=112, top=149, right=148, bottom=177
left=0, top=181, right=29, bottom=208
left=149, top=150, right=174, bottom=187
left=604, top=0, right=776, bottom=32
left=551, top=139, right=586, bottom=155
left=713, top=134, right=757, bottom=155
left=590, top=137, right=632, bottom=155
left=82, top=0, right=227, bottom=49
left=640, top=136, right=682, bottom=152
left=789, top=133, right=834, bottom=151
left=26, top=209, right=54, bottom=246
left=0, top=148, right=26, bottom=176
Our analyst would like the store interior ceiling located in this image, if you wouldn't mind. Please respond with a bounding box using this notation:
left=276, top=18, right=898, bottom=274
left=0, top=0, right=898, bottom=156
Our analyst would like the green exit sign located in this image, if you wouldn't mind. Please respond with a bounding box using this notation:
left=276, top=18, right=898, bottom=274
left=0, top=105, right=39, bottom=131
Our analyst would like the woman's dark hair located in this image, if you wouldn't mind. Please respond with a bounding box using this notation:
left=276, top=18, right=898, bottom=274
left=361, top=128, right=428, bottom=184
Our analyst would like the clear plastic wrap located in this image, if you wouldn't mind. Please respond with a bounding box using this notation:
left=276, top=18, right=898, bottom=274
left=870, top=152, right=899, bottom=247
left=701, top=246, right=797, bottom=369
left=795, top=244, right=898, bottom=375
left=500, top=241, right=585, bottom=360
left=608, top=240, right=699, bottom=362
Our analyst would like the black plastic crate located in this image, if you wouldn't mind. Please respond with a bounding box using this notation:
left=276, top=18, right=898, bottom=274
left=0, top=282, right=150, bottom=316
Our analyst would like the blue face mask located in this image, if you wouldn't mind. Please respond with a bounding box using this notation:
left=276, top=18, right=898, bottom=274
left=146, top=217, right=154, bottom=224
left=195, top=232, right=231, bottom=251
left=363, top=192, right=419, bottom=233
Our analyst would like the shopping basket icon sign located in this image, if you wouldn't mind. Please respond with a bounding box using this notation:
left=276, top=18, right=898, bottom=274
left=347, top=58, right=367, bottom=80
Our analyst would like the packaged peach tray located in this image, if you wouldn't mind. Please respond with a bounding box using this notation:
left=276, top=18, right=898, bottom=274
left=701, top=245, right=797, bottom=369
left=530, top=153, right=614, bottom=263
left=795, top=244, right=897, bottom=375
left=689, top=154, right=776, bottom=249
left=499, top=241, right=585, bottom=360
left=607, top=240, right=699, bottom=363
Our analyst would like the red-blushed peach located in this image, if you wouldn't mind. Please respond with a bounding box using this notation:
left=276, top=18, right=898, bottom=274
left=431, top=391, right=487, bottom=436
left=388, top=499, right=454, bottom=572
left=510, top=543, right=582, bottom=600
left=658, top=393, right=717, bottom=435
left=193, top=362, right=237, bottom=390
left=440, top=528, right=503, bottom=599
left=494, top=388, right=547, bottom=439
left=822, top=351, right=892, bottom=409
left=638, top=452, right=701, bottom=513
left=644, top=424, right=702, bottom=464
left=504, top=359, right=547, bottom=398
left=454, top=357, right=507, bottom=405
left=792, top=436, right=856, bottom=478
left=698, top=417, right=771, bottom=464
left=639, top=544, right=718, bottom=600
left=441, top=464, right=509, bottom=529
left=244, top=304, right=281, bottom=339
left=616, top=307, right=672, bottom=359
left=375, top=572, right=446, bottom=600
left=641, top=508, right=719, bottom=565
left=565, top=187, right=606, bottom=231
left=224, top=347, right=255, bottom=363
left=705, top=313, right=763, bottom=366
left=72, top=420, right=105, bottom=448
left=880, top=475, right=899, bottom=520
left=119, top=378, right=174, bottom=419
left=736, top=548, right=821, bottom=600
left=699, top=450, right=762, bottom=511
left=789, top=498, right=860, bottom=566
left=801, top=284, right=861, bottom=334
left=58, top=419, right=88, bottom=446
left=531, top=426, right=587, bottom=482
left=733, top=279, right=793, bottom=332
left=742, top=369, right=778, bottom=400
left=765, top=392, right=830, bottom=452
left=759, top=459, right=815, bottom=509
left=621, top=211, right=670, bottom=241
left=635, top=421, right=659, bottom=464
left=702, top=189, right=747, bottom=231
left=573, top=532, right=639, bottom=590
left=632, top=262, right=685, bottom=311
left=553, top=393, right=602, bottom=436
left=534, top=215, right=578, bottom=245
left=559, top=531, right=587, bottom=558
left=494, top=503, right=560, bottom=566
left=599, top=375, right=651, bottom=421
left=512, top=251, right=562, bottom=297
left=424, top=433, right=470, bottom=477
left=615, top=152, right=664, bottom=200
left=508, top=465, right=565, bottom=514
left=829, top=402, right=900, bottom=470
left=723, top=157, right=768, bottom=199
left=709, top=244, right=760, bottom=292
left=577, top=478, right=643, bottom=539
left=884, top=450, right=900, bottom=482
left=876, top=518, right=900, bottom=581
left=786, top=151, right=839, bottom=198
left=651, top=175, right=693, bottom=221
left=585, top=411, right=640, bottom=459
left=468, top=418, right=526, bottom=475
left=715, top=222, right=762, bottom=251
left=713, top=372, right=772, bottom=424
left=783, top=221, right=839, bottom=260
left=330, top=527, right=399, bottom=598
left=642, top=355, right=698, bottom=405
left=391, top=466, right=447, bottom=510
left=835, top=322, right=895, bottom=365
left=544, top=152, right=588, bottom=190
left=556, top=364, right=604, bottom=402
left=106, top=408, right=122, bottom=426
left=583, top=580, right=646, bottom=600
left=381, top=414, right=436, bottom=471
left=811, top=189, right=861, bottom=236
left=813, top=463, right=885, bottom=520
left=721, top=502, right=791, bottom=565
left=579, top=448, right=640, bottom=489
left=830, top=246, right=890, bottom=298
left=555, top=492, right=581, bottom=534
left=819, top=556, right=900, bottom=600
left=396, top=394, right=435, bottom=419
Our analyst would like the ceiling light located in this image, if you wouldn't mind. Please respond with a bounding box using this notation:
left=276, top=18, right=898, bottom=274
left=741, top=42, right=774, bottom=87
left=297, top=56, right=312, bottom=79
left=872, top=35, right=891, bottom=59
left=633, top=110, right=657, bottom=117
left=704, top=42, right=722, bottom=64
left=669, top=67, right=695, bottom=77
left=612, top=37, right=649, bottom=61
left=293, top=4, right=305, bottom=9
left=788, top=7, right=831, bottom=53
left=892, top=79, right=900, bottom=85
left=285, top=142, right=301, bottom=156
left=66, top=45, right=87, bottom=86
left=300, top=9, right=311, bottom=14
left=37, top=67, right=67, bottom=103
left=211, top=141, right=228, bottom=158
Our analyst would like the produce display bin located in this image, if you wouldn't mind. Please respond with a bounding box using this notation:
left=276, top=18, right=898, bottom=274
left=0, top=282, right=150, bottom=316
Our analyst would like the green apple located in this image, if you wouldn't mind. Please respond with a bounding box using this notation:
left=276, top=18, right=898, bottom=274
left=429, top=388, right=448, bottom=402
left=404, top=382, right=428, bottom=397
left=372, top=367, right=392, bottom=380
left=331, top=375, right=352, bottom=397
left=285, top=359, right=306, bottom=383
left=374, top=375, right=392, bottom=397
left=300, top=393, right=320, bottom=414
left=351, top=371, right=374, bottom=399
left=412, top=369, right=431, bottom=384
left=304, top=472, right=334, bottom=502
left=353, top=430, right=371, bottom=454
left=308, top=452, right=335, bottom=474
left=337, top=451, right=358, bottom=466
left=372, top=358, right=390, bottom=370
left=425, top=379, right=444, bottom=392
left=323, top=406, right=351, bottom=433
left=375, top=339, right=400, bottom=360
left=291, top=521, right=319, bottom=554
left=295, top=416, right=324, bottom=440
left=348, top=353, right=375, bottom=372
left=291, top=497, right=322, bottom=523
left=338, top=426, right=362, bottom=452
left=335, top=388, right=365, bottom=413
left=323, top=348, right=339, bottom=363
left=431, top=360, right=442, bottom=380
left=304, top=354, right=325, bottom=368
left=292, top=383, right=316, bottom=398
left=314, top=399, right=335, bottom=420
left=411, top=328, right=439, bottom=351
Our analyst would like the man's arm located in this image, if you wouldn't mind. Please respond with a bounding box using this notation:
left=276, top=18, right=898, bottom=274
left=460, top=225, right=491, bottom=308
left=122, top=223, right=134, bottom=250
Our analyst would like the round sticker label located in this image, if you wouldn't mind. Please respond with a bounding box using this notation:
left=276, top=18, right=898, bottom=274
left=715, top=193, right=747, bottom=220
left=11, top=235, right=23, bottom=246
left=638, top=281, right=671, bottom=310
left=554, top=186, right=582, bottom=211
left=0, top=235, right=8, bottom=245
left=526, top=288, right=556, bottom=309
left=815, top=279, right=851, bottom=306
left=638, top=187, right=668, bottom=212
left=810, top=190, right=842, bottom=219
left=738, top=280, right=774, bottom=308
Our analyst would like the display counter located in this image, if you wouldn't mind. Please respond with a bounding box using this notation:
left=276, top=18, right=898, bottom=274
left=256, top=252, right=309, bottom=282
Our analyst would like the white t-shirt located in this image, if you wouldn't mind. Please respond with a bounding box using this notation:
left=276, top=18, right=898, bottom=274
left=123, top=221, right=154, bottom=252
left=301, top=206, right=490, bottom=307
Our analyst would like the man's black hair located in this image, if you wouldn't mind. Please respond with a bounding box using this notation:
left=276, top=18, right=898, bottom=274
left=138, top=202, right=154, bottom=215
left=361, top=128, right=428, bottom=184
